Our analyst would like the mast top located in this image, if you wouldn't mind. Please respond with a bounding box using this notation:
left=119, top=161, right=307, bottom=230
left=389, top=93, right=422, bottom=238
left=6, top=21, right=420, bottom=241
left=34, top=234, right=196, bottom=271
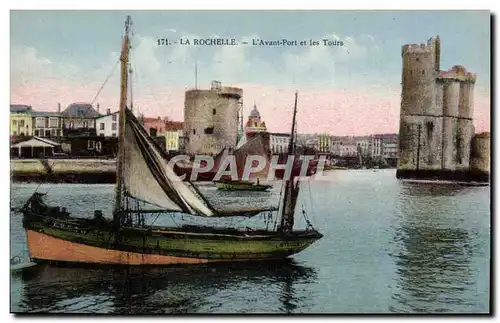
left=125, top=15, right=132, bottom=34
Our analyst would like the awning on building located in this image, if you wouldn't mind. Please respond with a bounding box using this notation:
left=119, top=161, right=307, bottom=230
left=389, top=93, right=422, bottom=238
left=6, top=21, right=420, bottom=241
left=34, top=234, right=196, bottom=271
left=11, top=136, right=60, bottom=148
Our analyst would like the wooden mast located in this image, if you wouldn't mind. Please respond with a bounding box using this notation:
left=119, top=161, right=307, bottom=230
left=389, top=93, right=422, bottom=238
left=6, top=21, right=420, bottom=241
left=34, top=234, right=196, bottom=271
left=279, top=91, right=299, bottom=232
left=113, top=15, right=132, bottom=221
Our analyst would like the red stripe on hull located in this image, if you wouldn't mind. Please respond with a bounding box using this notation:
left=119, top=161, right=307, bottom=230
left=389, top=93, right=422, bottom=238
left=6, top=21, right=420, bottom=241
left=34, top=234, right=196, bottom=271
left=26, top=230, right=256, bottom=265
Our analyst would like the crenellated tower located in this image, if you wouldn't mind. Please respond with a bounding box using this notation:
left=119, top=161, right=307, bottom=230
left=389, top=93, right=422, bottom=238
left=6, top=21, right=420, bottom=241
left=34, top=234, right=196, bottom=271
left=399, top=36, right=443, bottom=172
left=397, top=35, right=479, bottom=180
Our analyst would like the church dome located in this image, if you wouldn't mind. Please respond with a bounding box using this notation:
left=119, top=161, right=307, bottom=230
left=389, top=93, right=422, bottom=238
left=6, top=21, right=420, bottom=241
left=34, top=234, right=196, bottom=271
left=250, top=104, right=260, bottom=118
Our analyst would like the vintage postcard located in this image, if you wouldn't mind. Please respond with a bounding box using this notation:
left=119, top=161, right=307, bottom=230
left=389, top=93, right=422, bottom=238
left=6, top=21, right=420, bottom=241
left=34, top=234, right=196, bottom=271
left=9, top=10, right=490, bottom=314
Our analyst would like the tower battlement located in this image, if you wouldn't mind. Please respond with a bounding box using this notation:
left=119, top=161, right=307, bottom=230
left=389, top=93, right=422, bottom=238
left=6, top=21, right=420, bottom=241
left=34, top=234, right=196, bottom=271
left=438, top=65, right=477, bottom=83
left=401, top=44, right=433, bottom=56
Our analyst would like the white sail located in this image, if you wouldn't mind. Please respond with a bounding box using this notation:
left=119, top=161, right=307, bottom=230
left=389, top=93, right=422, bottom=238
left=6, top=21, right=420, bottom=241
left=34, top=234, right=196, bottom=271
left=122, top=109, right=272, bottom=217
left=122, top=110, right=214, bottom=215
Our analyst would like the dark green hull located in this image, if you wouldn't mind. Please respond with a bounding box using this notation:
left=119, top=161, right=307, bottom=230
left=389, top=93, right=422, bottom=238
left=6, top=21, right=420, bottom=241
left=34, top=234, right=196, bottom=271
left=22, top=210, right=322, bottom=265
left=214, top=181, right=272, bottom=191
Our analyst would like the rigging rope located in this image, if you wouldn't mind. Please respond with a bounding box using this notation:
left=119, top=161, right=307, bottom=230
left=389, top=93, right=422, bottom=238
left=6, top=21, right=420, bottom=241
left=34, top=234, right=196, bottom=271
left=273, top=181, right=285, bottom=231
left=90, top=58, right=120, bottom=106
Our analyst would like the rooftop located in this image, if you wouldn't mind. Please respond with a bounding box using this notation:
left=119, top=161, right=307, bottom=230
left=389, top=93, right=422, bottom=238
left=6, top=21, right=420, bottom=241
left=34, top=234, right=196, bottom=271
left=10, top=104, right=33, bottom=113
left=165, top=121, right=183, bottom=131
left=32, top=111, right=62, bottom=117
left=62, top=103, right=101, bottom=118
left=438, top=65, right=477, bottom=83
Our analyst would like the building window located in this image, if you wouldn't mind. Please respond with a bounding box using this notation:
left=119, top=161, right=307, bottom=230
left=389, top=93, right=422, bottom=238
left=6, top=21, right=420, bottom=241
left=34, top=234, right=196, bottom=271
left=112, top=114, right=117, bottom=121
left=212, top=109, right=216, bottom=115
left=49, top=117, right=58, bottom=128
left=112, top=123, right=117, bottom=131
left=35, top=118, right=44, bottom=128
left=34, top=130, right=39, bottom=136
left=83, top=120, right=88, bottom=128
left=12, top=120, right=17, bottom=125
left=100, top=123, right=105, bottom=130
left=51, top=129, right=58, bottom=136
left=13, top=131, right=17, bottom=136
left=88, top=140, right=95, bottom=149
left=19, top=120, right=25, bottom=127
left=112, top=133, right=117, bottom=137
left=45, top=130, right=51, bottom=137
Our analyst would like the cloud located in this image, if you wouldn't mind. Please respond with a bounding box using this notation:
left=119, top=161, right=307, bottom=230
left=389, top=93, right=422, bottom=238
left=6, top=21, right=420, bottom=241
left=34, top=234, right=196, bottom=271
left=9, top=32, right=490, bottom=135
left=211, top=37, right=252, bottom=84
left=11, top=46, right=56, bottom=85
left=280, top=33, right=382, bottom=87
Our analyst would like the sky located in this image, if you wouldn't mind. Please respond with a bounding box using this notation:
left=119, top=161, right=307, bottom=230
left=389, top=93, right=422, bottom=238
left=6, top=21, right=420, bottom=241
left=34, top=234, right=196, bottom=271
left=10, top=10, right=490, bottom=135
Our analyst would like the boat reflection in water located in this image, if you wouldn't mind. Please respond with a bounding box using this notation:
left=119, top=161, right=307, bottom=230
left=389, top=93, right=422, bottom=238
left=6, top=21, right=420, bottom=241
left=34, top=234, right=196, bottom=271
left=14, top=259, right=317, bottom=314
left=389, top=182, right=490, bottom=313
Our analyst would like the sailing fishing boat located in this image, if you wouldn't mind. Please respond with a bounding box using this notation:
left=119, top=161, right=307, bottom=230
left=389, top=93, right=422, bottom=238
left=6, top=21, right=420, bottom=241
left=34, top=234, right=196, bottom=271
left=19, top=16, right=322, bottom=266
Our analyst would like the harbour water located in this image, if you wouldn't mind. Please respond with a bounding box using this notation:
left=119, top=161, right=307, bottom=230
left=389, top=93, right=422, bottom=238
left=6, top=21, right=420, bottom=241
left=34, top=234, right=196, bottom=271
left=10, top=169, right=490, bottom=314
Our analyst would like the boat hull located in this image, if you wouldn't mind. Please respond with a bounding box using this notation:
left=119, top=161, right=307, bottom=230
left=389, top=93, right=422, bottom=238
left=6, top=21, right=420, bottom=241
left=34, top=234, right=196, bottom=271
left=23, top=212, right=322, bottom=266
left=215, top=181, right=272, bottom=191
left=26, top=230, right=228, bottom=265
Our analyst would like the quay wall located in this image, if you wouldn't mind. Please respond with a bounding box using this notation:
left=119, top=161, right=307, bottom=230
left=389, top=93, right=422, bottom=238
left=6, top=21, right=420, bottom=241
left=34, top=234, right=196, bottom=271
left=11, top=159, right=116, bottom=183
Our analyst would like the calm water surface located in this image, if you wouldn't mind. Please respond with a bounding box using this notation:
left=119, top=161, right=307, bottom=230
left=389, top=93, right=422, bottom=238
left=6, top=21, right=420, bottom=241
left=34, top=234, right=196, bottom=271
left=10, top=169, right=490, bottom=314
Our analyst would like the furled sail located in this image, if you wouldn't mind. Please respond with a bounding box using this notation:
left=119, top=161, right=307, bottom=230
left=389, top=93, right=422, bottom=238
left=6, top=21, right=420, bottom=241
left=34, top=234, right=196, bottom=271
left=122, top=108, right=272, bottom=217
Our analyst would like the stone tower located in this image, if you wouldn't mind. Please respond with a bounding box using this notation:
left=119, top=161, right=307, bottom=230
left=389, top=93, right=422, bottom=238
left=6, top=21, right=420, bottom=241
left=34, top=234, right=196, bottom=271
left=397, top=36, right=478, bottom=180
left=399, top=36, right=443, bottom=172
left=184, top=81, right=242, bottom=156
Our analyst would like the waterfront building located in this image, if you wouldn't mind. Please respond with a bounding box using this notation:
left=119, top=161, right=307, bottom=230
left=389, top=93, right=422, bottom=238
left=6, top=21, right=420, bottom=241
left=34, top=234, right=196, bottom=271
left=96, top=109, right=119, bottom=137
left=376, top=133, right=399, bottom=159
left=340, top=137, right=358, bottom=157
left=59, top=136, right=118, bottom=157
left=32, top=111, right=63, bottom=138
left=10, top=104, right=33, bottom=137
left=140, top=117, right=183, bottom=153
left=331, top=136, right=357, bottom=157
left=61, top=103, right=100, bottom=136
left=371, top=136, right=383, bottom=159
left=142, top=117, right=167, bottom=137
left=317, top=134, right=330, bottom=154
left=296, top=133, right=317, bottom=148
left=10, top=136, right=61, bottom=158
left=383, top=141, right=398, bottom=159
left=354, top=136, right=372, bottom=157
left=270, top=133, right=290, bottom=154
left=163, top=120, right=184, bottom=152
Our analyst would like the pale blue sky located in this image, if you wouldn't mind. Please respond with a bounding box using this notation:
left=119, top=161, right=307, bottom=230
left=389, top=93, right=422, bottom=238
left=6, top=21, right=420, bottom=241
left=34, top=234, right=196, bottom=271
left=10, top=10, right=491, bottom=134
left=11, top=10, right=491, bottom=90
